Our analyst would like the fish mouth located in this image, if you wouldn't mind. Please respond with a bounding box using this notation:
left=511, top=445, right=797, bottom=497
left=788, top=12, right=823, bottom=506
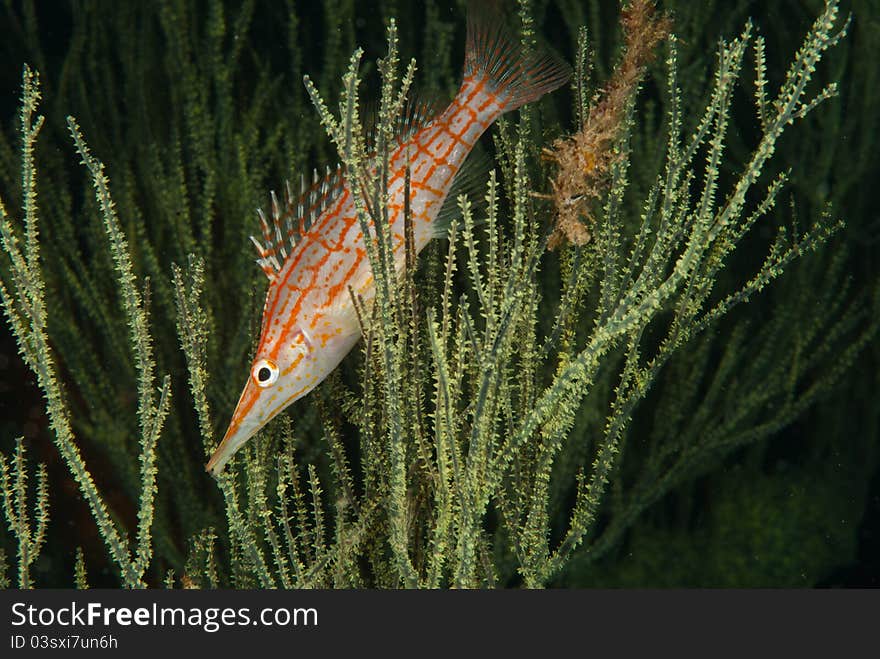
left=205, top=415, right=261, bottom=476
left=205, top=382, right=265, bottom=476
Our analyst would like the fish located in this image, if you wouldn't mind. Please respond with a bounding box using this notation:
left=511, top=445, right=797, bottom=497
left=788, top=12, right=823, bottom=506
left=206, top=6, right=570, bottom=475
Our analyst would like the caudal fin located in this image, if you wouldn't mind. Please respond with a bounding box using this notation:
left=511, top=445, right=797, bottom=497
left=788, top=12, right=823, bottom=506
left=463, top=3, right=571, bottom=113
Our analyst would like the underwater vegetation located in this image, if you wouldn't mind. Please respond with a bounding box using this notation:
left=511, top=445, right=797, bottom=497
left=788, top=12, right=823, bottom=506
left=0, top=0, right=877, bottom=588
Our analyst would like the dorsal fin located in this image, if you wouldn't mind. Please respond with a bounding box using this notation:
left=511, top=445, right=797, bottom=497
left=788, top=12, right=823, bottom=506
left=362, top=93, right=445, bottom=155
left=395, top=95, right=444, bottom=144
left=251, top=165, right=344, bottom=280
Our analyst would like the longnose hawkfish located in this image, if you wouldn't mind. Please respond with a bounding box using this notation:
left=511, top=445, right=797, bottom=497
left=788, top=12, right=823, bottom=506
left=206, top=7, right=570, bottom=475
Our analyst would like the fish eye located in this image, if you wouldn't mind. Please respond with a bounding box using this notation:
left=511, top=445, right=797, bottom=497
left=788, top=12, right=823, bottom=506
left=252, top=358, right=279, bottom=387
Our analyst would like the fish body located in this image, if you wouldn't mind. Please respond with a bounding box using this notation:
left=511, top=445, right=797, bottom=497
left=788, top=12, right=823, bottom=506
left=207, top=8, right=569, bottom=475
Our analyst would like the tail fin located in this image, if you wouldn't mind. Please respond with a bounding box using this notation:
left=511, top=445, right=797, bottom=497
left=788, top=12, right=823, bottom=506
left=463, top=3, right=571, bottom=113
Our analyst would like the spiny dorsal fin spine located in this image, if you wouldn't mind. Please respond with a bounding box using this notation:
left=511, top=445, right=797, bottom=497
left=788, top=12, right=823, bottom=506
left=270, top=191, right=287, bottom=260
left=297, top=173, right=307, bottom=235
left=257, top=208, right=273, bottom=251
left=284, top=180, right=296, bottom=246
left=251, top=165, right=344, bottom=280
left=249, top=234, right=267, bottom=259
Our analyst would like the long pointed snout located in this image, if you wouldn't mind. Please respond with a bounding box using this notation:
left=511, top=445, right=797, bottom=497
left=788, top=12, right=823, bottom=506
left=205, top=381, right=263, bottom=476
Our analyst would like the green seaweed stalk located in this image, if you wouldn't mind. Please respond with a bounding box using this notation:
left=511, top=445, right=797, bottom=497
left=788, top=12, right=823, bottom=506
left=0, top=437, right=49, bottom=589
left=0, top=67, right=169, bottom=588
